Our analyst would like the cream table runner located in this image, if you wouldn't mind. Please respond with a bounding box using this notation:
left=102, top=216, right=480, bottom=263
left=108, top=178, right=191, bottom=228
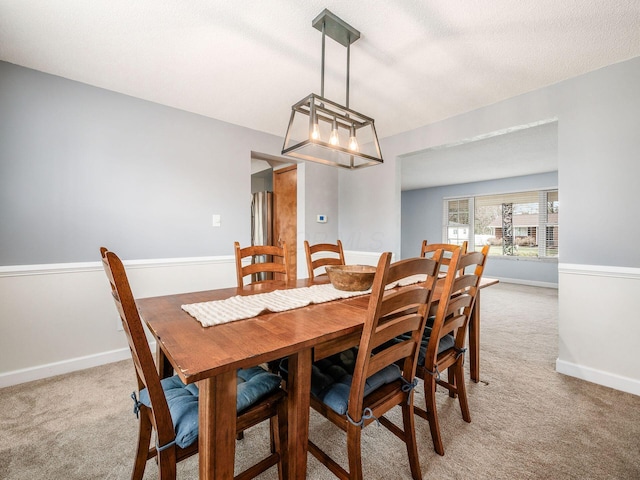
left=181, top=274, right=427, bottom=327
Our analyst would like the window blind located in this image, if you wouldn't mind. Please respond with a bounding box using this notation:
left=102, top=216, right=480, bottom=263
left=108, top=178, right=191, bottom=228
left=445, top=189, right=558, bottom=258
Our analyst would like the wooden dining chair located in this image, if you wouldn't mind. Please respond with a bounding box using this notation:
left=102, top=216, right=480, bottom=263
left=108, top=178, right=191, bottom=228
left=304, top=239, right=346, bottom=280
left=234, top=241, right=291, bottom=373
left=234, top=241, right=289, bottom=287
left=306, top=251, right=442, bottom=480
left=100, top=247, right=288, bottom=480
left=420, top=240, right=468, bottom=274
left=413, top=244, right=490, bottom=456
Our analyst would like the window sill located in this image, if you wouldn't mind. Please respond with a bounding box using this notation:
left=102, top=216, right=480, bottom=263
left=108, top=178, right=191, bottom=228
left=487, top=255, right=558, bottom=263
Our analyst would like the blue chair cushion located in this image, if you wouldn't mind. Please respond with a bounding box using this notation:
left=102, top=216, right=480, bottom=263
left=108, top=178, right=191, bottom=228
left=236, top=366, right=283, bottom=413
left=383, top=328, right=454, bottom=366
left=418, top=328, right=455, bottom=365
left=278, top=348, right=357, bottom=394
left=138, top=376, right=199, bottom=449
left=138, top=366, right=281, bottom=449
left=308, top=348, right=402, bottom=416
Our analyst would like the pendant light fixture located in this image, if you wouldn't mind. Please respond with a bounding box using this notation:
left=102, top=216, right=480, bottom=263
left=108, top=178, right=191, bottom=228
left=281, top=9, right=383, bottom=169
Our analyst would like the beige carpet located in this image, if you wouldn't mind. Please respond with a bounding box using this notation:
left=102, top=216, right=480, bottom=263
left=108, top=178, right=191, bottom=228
left=1, top=283, right=639, bottom=479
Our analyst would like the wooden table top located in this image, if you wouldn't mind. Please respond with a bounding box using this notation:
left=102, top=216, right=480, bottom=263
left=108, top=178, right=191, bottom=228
left=137, top=279, right=368, bottom=383
left=137, top=276, right=499, bottom=384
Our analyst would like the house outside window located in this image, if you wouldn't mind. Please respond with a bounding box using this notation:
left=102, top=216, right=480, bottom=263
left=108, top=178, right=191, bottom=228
left=444, top=199, right=471, bottom=246
left=444, top=189, right=558, bottom=258
left=444, top=198, right=473, bottom=245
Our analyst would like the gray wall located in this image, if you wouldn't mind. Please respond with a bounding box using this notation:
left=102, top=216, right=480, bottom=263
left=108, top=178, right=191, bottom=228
left=339, top=55, right=640, bottom=269
left=0, top=61, right=283, bottom=265
left=401, top=172, right=559, bottom=284
left=301, top=161, right=339, bottom=246
left=554, top=60, right=640, bottom=267
left=251, top=169, right=273, bottom=193
left=338, top=155, right=400, bottom=253
left=4, top=56, right=639, bottom=268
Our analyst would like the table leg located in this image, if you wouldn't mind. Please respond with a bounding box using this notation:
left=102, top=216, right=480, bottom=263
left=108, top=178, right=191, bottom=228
left=198, top=371, right=237, bottom=480
left=156, top=342, right=173, bottom=379
left=285, top=348, right=312, bottom=479
left=469, top=291, right=481, bottom=383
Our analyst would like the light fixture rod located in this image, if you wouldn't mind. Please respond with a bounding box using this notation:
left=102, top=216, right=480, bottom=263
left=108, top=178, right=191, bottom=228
left=346, top=38, right=350, bottom=109
left=321, top=21, right=325, bottom=97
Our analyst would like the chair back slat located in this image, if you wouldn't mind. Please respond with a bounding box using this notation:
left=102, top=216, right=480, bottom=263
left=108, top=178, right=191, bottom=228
left=378, top=286, right=431, bottom=318
left=456, top=254, right=486, bottom=286
left=415, top=244, right=490, bottom=456
left=371, top=311, right=424, bottom=350
left=384, top=256, right=439, bottom=286
left=376, top=305, right=425, bottom=334
left=241, top=262, right=288, bottom=276
left=242, top=244, right=286, bottom=257
left=446, top=291, right=473, bottom=315
left=312, top=257, right=343, bottom=269
left=234, top=241, right=289, bottom=287
left=347, top=252, right=441, bottom=422
left=425, top=245, right=490, bottom=369
left=452, top=274, right=479, bottom=294
left=100, top=248, right=176, bottom=446
left=420, top=241, right=468, bottom=265
left=367, top=341, right=415, bottom=377
left=441, top=313, right=467, bottom=337
left=304, top=240, right=345, bottom=280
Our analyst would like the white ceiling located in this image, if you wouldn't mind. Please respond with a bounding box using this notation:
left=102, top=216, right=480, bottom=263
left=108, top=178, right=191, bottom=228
left=2, top=1, right=639, bottom=188
left=401, top=120, right=559, bottom=190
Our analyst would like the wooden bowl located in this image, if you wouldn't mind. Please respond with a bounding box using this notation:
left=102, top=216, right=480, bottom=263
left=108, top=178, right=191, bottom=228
left=325, top=265, right=377, bottom=291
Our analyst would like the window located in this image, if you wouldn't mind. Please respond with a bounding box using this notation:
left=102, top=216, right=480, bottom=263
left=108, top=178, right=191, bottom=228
left=445, top=189, right=558, bottom=258
left=445, top=198, right=471, bottom=246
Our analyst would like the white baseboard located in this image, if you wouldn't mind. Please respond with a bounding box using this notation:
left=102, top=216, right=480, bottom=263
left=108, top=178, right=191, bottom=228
left=1, top=347, right=116, bottom=388
left=556, top=359, right=640, bottom=397
left=0, top=342, right=158, bottom=388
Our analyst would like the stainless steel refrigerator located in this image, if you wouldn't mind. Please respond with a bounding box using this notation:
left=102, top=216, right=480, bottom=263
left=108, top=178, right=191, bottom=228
left=250, top=191, right=274, bottom=281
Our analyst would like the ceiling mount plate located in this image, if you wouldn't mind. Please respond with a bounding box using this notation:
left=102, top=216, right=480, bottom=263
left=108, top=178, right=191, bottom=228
left=312, top=9, right=360, bottom=47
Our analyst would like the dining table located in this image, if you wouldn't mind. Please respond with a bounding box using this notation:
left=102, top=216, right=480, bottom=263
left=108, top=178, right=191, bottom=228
left=136, top=274, right=498, bottom=479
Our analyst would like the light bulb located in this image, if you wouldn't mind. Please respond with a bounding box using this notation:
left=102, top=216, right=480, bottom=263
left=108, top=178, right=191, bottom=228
left=311, top=122, right=321, bottom=141
left=329, top=119, right=339, bottom=146
left=309, top=107, right=321, bottom=141
left=348, top=125, right=359, bottom=151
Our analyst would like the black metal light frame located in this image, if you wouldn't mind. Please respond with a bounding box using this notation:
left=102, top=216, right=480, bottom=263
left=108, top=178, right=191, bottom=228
left=281, top=9, right=383, bottom=169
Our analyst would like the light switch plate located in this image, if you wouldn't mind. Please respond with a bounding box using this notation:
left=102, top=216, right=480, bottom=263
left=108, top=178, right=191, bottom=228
left=212, top=214, right=221, bottom=227
left=317, top=214, right=327, bottom=223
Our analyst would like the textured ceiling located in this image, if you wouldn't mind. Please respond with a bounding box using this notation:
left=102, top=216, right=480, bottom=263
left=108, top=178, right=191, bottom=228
left=1, top=1, right=639, bottom=187
left=401, top=120, right=559, bottom=190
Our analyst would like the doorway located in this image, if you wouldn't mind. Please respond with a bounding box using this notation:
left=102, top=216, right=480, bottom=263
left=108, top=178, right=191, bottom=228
left=251, top=153, right=297, bottom=280
left=273, top=165, right=297, bottom=280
